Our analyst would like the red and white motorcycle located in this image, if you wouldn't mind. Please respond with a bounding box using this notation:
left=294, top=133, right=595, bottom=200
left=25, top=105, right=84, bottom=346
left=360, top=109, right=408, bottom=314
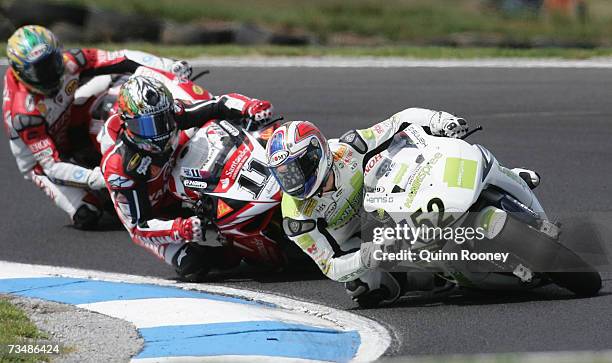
left=168, top=117, right=312, bottom=271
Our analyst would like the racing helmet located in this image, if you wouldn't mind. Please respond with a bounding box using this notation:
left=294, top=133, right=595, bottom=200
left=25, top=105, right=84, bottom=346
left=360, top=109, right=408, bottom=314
left=7, top=25, right=65, bottom=95
left=118, top=75, right=178, bottom=154
left=266, top=121, right=332, bottom=199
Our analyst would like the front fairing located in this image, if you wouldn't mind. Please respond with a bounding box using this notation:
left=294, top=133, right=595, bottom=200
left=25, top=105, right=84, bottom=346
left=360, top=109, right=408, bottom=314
left=364, top=126, right=486, bottom=217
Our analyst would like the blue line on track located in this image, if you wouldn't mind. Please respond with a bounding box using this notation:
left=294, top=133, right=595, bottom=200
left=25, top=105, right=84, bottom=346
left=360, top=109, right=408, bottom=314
left=137, top=320, right=360, bottom=362
left=0, top=277, right=261, bottom=306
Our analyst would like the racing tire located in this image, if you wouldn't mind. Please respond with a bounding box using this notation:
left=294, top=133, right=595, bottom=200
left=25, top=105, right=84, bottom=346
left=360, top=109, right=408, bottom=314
left=486, top=211, right=602, bottom=297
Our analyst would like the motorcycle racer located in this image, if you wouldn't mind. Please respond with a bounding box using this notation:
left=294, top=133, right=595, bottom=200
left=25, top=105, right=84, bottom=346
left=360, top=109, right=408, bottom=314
left=266, top=108, right=540, bottom=306
left=2, top=25, right=193, bottom=230
left=101, top=75, right=273, bottom=280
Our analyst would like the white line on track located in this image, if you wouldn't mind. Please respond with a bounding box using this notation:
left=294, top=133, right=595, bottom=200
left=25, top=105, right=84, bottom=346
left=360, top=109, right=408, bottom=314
left=2, top=57, right=612, bottom=68
left=186, top=56, right=612, bottom=68
left=0, top=261, right=391, bottom=362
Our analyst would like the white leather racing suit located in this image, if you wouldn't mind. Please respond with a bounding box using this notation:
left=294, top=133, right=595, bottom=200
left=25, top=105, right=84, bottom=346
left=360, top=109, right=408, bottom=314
left=281, top=108, right=463, bottom=283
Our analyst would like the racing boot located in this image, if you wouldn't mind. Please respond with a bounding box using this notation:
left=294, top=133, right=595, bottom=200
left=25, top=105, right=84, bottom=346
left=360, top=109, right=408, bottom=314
left=345, top=271, right=402, bottom=308
left=171, top=244, right=241, bottom=282
left=72, top=204, right=102, bottom=230
left=172, top=243, right=213, bottom=282
left=512, top=168, right=540, bottom=190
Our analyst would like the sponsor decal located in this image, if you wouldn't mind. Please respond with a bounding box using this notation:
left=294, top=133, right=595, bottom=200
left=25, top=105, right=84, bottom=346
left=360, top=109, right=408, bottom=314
left=192, top=85, right=204, bottom=95
left=333, top=145, right=348, bottom=161
left=107, top=174, right=134, bottom=188
left=32, top=148, right=53, bottom=161
left=343, top=150, right=354, bottom=164
left=443, top=157, right=477, bottom=189
left=72, top=169, right=85, bottom=181
left=220, top=178, right=230, bottom=189
left=404, top=152, right=443, bottom=208
left=64, top=79, right=78, bottom=96
left=373, top=123, right=385, bottom=136
left=366, top=194, right=395, bottom=205
left=378, top=159, right=393, bottom=179
left=181, top=167, right=208, bottom=179
left=296, top=234, right=316, bottom=251
left=36, top=101, right=47, bottom=115
left=127, top=154, right=141, bottom=171
left=136, top=156, right=152, bottom=175
left=393, top=164, right=409, bottom=184
left=224, top=146, right=250, bottom=180
left=217, top=199, right=233, bottom=218
left=407, top=126, right=428, bottom=147
left=183, top=179, right=208, bottom=189
left=328, top=173, right=363, bottom=229
left=25, top=94, right=35, bottom=112
left=303, top=199, right=318, bottom=217
left=498, top=165, right=527, bottom=188
left=365, top=153, right=383, bottom=174
left=220, top=120, right=239, bottom=137
left=29, top=139, right=51, bottom=153
left=324, top=201, right=337, bottom=219
left=361, top=129, right=375, bottom=140
left=28, top=44, right=48, bottom=61
left=349, top=161, right=358, bottom=171
left=269, top=150, right=289, bottom=167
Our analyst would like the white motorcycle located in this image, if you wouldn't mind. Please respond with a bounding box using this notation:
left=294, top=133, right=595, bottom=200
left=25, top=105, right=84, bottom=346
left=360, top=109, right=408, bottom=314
left=362, top=125, right=601, bottom=305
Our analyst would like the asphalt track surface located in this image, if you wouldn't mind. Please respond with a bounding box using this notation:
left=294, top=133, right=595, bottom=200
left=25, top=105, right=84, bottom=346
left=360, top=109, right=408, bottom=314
left=1, top=65, right=612, bottom=357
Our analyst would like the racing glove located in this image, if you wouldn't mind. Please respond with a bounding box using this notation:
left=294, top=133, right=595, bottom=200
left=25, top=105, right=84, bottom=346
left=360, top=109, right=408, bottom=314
left=171, top=60, right=193, bottom=80
left=429, top=111, right=468, bottom=139
left=245, top=99, right=274, bottom=124
left=173, top=216, right=203, bottom=242
left=86, top=167, right=107, bottom=190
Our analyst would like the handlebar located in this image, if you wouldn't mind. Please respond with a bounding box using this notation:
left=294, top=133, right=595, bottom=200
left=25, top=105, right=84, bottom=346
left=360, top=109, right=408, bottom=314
left=190, top=70, right=210, bottom=82
left=461, top=125, right=483, bottom=140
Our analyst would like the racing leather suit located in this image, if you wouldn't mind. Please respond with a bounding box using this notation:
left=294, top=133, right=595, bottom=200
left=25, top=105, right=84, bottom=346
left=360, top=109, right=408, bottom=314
left=101, top=93, right=268, bottom=266
left=281, top=108, right=464, bottom=301
left=2, top=49, right=180, bottom=225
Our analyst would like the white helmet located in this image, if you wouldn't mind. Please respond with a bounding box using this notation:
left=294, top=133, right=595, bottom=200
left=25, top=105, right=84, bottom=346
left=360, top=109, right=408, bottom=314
left=266, top=121, right=332, bottom=199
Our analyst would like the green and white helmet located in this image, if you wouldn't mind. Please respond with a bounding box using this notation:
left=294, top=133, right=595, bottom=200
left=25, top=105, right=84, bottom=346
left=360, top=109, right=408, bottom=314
left=118, top=75, right=178, bottom=154
left=7, top=25, right=64, bottom=95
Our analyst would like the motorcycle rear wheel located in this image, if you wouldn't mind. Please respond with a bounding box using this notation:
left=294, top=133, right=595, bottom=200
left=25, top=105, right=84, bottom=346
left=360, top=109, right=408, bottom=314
left=486, top=212, right=602, bottom=297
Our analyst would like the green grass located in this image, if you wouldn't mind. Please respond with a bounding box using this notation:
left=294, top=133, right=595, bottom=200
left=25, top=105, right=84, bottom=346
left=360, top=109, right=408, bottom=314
left=53, top=0, right=612, bottom=44
left=0, top=297, right=49, bottom=362
left=53, top=43, right=612, bottom=59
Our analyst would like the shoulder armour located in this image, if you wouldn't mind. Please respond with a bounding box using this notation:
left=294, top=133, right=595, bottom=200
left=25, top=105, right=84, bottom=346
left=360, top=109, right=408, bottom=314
left=339, top=130, right=367, bottom=154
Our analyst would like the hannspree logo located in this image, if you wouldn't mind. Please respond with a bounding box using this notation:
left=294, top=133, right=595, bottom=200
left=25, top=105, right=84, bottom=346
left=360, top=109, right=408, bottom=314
left=366, top=194, right=395, bottom=205
left=404, top=152, right=443, bottom=208
left=269, top=150, right=289, bottom=167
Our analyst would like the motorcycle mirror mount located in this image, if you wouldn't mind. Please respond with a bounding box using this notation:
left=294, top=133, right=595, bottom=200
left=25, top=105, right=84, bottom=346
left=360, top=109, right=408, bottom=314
left=461, top=125, right=483, bottom=140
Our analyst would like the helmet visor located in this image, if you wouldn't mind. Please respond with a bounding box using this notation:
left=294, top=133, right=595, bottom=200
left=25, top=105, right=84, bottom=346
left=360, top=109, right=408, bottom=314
left=126, top=111, right=176, bottom=139
left=22, top=49, right=64, bottom=95
left=129, top=128, right=178, bottom=154
left=272, top=140, right=322, bottom=198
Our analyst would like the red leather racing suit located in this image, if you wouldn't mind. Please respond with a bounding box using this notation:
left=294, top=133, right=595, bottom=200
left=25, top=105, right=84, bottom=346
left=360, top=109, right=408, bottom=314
left=101, top=93, right=269, bottom=264
left=2, top=49, right=178, bottom=221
